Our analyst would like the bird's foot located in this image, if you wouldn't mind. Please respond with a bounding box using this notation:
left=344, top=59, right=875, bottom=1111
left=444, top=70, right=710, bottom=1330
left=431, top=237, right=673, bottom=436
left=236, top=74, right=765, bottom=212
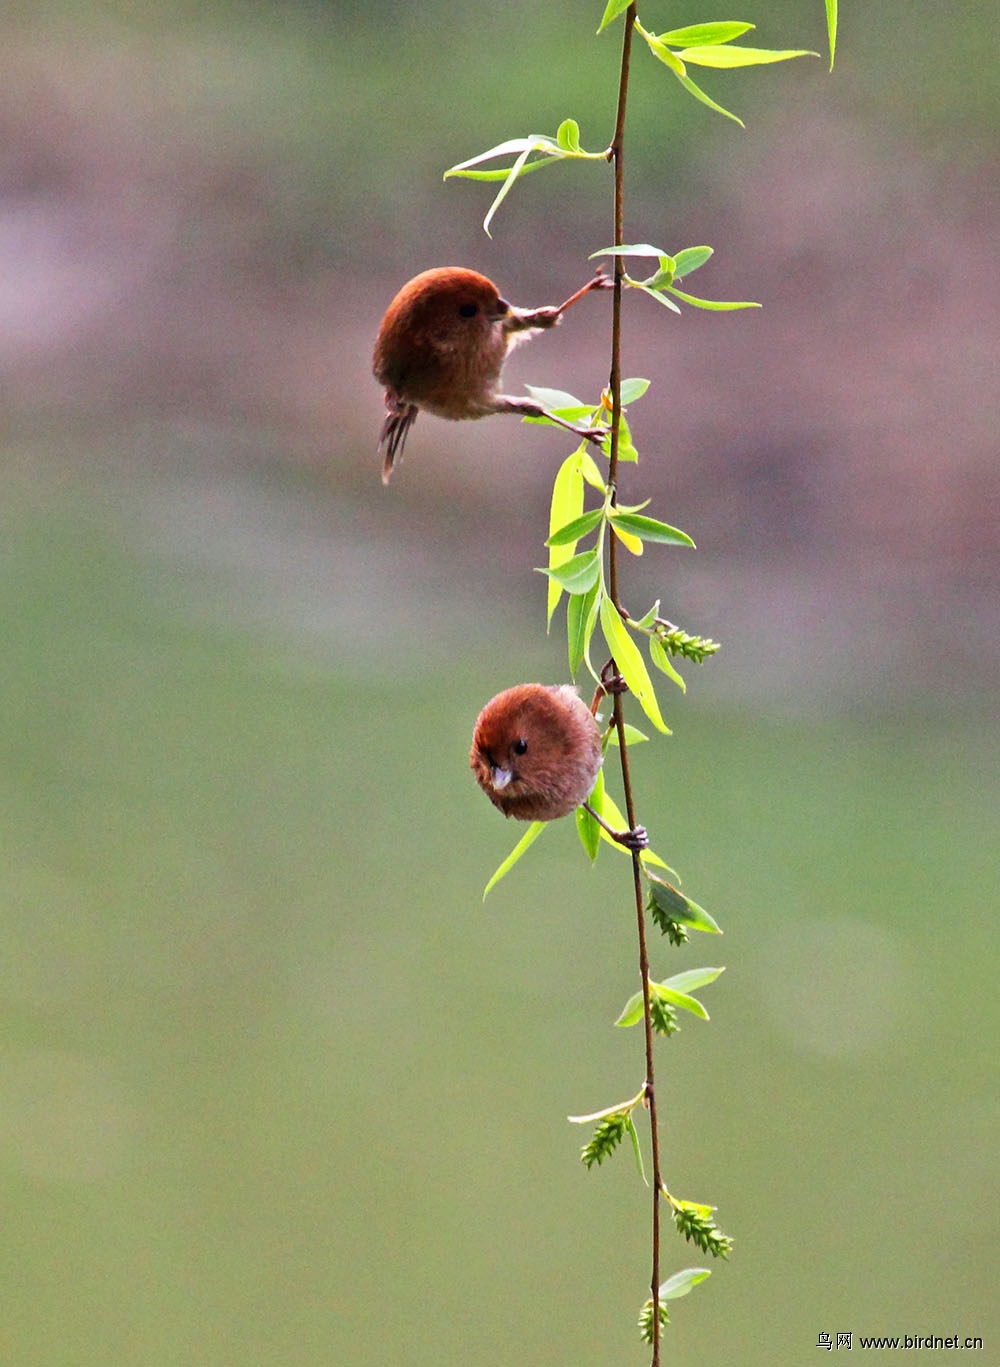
left=616, top=824, right=649, bottom=853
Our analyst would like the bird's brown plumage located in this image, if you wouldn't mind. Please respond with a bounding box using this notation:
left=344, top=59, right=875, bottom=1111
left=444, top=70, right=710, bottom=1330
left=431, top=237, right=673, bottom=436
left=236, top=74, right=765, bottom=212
left=373, top=266, right=611, bottom=482
left=470, top=683, right=603, bottom=823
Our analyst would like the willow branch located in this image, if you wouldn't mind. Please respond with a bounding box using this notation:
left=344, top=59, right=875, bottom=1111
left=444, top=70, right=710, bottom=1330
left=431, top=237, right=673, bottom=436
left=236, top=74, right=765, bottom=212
left=606, top=7, right=663, bottom=1365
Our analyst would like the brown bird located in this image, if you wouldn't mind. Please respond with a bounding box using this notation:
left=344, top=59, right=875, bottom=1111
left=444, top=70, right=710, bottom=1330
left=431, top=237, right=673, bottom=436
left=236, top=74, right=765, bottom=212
left=470, top=681, right=648, bottom=849
left=373, top=266, right=611, bottom=483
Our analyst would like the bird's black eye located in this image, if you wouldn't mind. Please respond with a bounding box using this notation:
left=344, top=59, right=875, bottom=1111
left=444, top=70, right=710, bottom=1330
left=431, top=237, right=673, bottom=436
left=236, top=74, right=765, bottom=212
left=458, top=302, right=479, bottom=318
left=512, top=738, right=528, bottom=756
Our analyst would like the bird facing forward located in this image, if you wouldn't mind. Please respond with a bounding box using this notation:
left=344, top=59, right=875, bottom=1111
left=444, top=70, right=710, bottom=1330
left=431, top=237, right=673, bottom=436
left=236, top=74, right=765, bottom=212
left=470, top=683, right=603, bottom=823
left=470, top=681, right=649, bottom=849
left=373, top=267, right=611, bottom=483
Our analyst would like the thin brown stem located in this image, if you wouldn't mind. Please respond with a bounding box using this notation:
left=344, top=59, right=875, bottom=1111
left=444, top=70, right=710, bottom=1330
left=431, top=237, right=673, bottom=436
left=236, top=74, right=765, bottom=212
left=607, top=7, right=663, bottom=1363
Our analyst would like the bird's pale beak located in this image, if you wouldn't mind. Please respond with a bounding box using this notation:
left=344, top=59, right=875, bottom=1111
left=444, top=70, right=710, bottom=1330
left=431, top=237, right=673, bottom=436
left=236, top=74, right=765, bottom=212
left=491, top=766, right=513, bottom=790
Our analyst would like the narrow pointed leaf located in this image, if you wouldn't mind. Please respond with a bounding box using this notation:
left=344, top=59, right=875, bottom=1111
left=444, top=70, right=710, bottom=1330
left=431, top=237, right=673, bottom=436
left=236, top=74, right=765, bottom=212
left=576, top=804, right=601, bottom=861
left=661, top=967, right=725, bottom=994
left=620, top=377, right=651, bottom=405
left=678, top=45, right=818, bottom=68
left=597, top=0, right=634, bottom=33
left=591, top=243, right=669, bottom=260
left=646, top=872, right=722, bottom=933
left=442, top=160, right=553, bottom=184
left=658, top=23, right=753, bottom=46
left=641, top=28, right=687, bottom=76
left=605, top=722, right=649, bottom=746
left=674, top=70, right=745, bottom=126
left=540, top=547, right=601, bottom=594
left=482, top=139, right=536, bottom=238
left=615, top=989, right=646, bottom=1028
left=546, top=508, right=605, bottom=547
left=579, top=448, right=608, bottom=489
left=525, top=383, right=587, bottom=410
left=611, top=512, right=694, bottom=547
left=483, top=821, right=547, bottom=898
left=568, top=1088, right=643, bottom=1125
left=600, top=596, right=670, bottom=734
left=547, top=452, right=584, bottom=625
left=672, top=246, right=713, bottom=278
left=634, top=283, right=683, bottom=313
left=826, top=0, right=838, bottom=69
left=653, top=986, right=709, bottom=1019
left=615, top=412, right=639, bottom=463
left=667, top=286, right=759, bottom=311
left=444, top=136, right=554, bottom=174
left=625, top=1114, right=647, bottom=1183
left=659, top=1268, right=712, bottom=1300
left=576, top=769, right=603, bottom=862
left=567, top=580, right=601, bottom=677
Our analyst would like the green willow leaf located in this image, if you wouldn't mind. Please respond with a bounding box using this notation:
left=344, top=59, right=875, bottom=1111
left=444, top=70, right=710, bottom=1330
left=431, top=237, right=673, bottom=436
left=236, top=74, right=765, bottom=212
left=646, top=873, right=722, bottom=934
left=568, top=1090, right=644, bottom=1125
left=578, top=447, right=609, bottom=489
left=556, top=117, right=582, bottom=151
left=442, top=159, right=553, bottom=184
left=672, top=246, right=713, bottom=278
left=658, top=1268, right=712, bottom=1300
left=445, top=134, right=576, bottom=238
left=567, top=580, right=601, bottom=677
left=610, top=512, right=695, bottom=547
left=525, top=382, right=587, bottom=411
left=546, top=508, right=604, bottom=547
left=541, top=548, right=601, bottom=595
left=483, top=821, right=547, bottom=898
left=666, top=285, right=760, bottom=311
left=547, top=452, right=585, bottom=625
left=653, top=985, right=709, bottom=1020
left=826, top=0, right=838, bottom=69
left=615, top=989, right=645, bottom=1028
left=616, top=411, right=639, bottom=463
left=576, top=769, right=602, bottom=861
left=625, top=1114, right=647, bottom=1183
left=590, top=243, right=669, bottom=259
left=600, top=597, right=670, bottom=734
left=661, top=967, right=725, bottom=994
left=619, top=377, right=651, bottom=405
left=658, top=22, right=753, bottom=46
left=678, top=44, right=818, bottom=68
left=597, top=0, right=634, bottom=34
left=641, top=26, right=687, bottom=76
left=605, top=723, right=649, bottom=746
left=481, top=139, right=542, bottom=238
left=633, top=283, right=682, bottom=314
left=674, top=70, right=745, bottom=126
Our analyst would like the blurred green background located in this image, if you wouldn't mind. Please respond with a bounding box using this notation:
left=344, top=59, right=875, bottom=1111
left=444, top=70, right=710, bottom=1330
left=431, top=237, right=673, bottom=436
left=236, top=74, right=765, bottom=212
left=1, top=2, right=997, bottom=1363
